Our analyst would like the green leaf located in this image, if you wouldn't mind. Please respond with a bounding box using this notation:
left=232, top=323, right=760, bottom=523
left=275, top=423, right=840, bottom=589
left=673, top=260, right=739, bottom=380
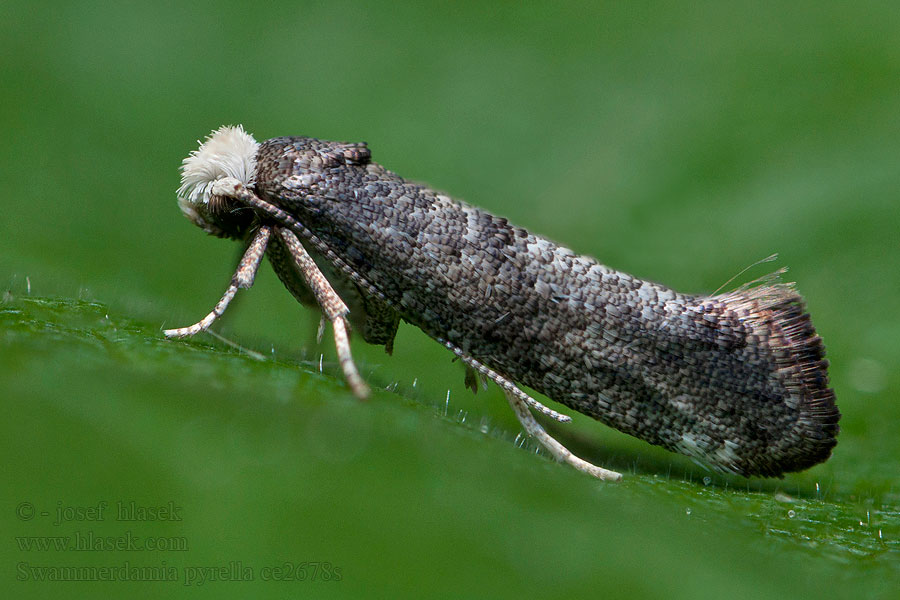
left=3, top=295, right=897, bottom=597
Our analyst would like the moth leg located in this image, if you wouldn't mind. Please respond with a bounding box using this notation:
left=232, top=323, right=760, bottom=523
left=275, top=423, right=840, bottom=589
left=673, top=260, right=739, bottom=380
left=438, top=339, right=572, bottom=424
left=358, top=295, right=400, bottom=354
left=267, top=227, right=399, bottom=353
left=164, top=226, right=271, bottom=338
left=316, top=316, right=327, bottom=344
left=464, top=366, right=479, bottom=394
left=277, top=227, right=370, bottom=399
left=505, top=391, right=623, bottom=481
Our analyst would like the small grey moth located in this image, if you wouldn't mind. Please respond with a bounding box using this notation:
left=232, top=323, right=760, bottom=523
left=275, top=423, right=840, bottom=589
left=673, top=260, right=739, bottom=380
left=166, top=125, right=839, bottom=481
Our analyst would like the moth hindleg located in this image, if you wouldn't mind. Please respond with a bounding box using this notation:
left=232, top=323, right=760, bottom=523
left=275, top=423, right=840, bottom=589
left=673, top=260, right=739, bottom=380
left=438, top=339, right=572, bottom=424
left=505, top=391, right=623, bottom=481
left=164, top=225, right=271, bottom=338
left=439, top=339, right=619, bottom=479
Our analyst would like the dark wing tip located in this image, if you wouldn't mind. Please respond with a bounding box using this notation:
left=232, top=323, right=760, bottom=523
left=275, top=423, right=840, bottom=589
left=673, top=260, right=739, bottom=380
left=767, top=293, right=840, bottom=471
left=729, top=285, right=840, bottom=477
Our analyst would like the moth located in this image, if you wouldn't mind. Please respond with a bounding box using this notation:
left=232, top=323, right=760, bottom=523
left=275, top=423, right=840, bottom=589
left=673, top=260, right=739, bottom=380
left=167, top=125, right=839, bottom=481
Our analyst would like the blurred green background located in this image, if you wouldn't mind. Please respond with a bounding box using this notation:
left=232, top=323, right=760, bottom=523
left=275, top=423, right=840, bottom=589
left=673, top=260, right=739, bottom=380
left=2, top=1, right=898, bottom=598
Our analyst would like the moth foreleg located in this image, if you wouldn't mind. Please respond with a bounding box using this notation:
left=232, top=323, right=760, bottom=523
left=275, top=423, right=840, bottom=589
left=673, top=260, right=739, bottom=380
left=277, top=227, right=370, bottom=399
left=164, top=225, right=271, bottom=338
left=505, top=391, right=623, bottom=481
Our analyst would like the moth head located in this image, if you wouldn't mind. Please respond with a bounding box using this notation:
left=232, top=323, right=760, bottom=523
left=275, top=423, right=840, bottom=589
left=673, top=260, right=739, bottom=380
left=176, top=124, right=260, bottom=239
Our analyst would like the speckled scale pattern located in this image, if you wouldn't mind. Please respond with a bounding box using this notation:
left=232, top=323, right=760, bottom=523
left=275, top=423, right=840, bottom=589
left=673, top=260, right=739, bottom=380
left=254, top=136, right=839, bottom=477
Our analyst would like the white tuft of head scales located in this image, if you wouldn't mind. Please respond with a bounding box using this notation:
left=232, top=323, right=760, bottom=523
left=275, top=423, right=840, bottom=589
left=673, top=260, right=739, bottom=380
left=177, top=125, right=260, bottom=210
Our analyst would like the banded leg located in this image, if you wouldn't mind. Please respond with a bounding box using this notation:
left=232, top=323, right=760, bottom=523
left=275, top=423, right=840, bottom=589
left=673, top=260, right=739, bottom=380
left=210, top=178, right=391, bottom=306
left=277, top=227, right=370, bottom=399
left=164, top=226, right=271, bottom=338
left=505, top=391, right=623, bottom=481
left=438, top=339, right=572, bottom=424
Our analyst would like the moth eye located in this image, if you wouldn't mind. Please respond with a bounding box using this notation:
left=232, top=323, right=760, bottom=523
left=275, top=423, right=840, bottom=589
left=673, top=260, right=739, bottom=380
left=207, top=194, right=227, bottom=213
left=202, top=194, right=255, bottom=239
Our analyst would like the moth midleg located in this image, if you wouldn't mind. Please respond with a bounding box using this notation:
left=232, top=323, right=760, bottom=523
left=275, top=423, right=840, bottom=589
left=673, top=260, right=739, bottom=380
left=164, top=225, right=271, bottom=338
left=505, top=391, right=623, bottom=481
left=438, top=339, right=572, bottom=424
left=277, top=227, right=370, bottom=399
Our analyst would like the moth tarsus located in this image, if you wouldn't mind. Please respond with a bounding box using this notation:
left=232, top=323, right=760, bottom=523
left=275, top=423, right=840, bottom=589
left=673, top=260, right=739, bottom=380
left=168, top=124, right=839, bottom=481
left=163, top=225, right=271, bottom=339
left=506, top=390, right=622, bottom=481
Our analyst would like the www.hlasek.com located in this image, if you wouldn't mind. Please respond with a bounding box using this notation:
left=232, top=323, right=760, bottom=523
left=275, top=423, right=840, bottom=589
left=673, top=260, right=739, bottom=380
left=16, top=561, right=344, bottom=584
left=16, top=531, right=187, bottom=552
